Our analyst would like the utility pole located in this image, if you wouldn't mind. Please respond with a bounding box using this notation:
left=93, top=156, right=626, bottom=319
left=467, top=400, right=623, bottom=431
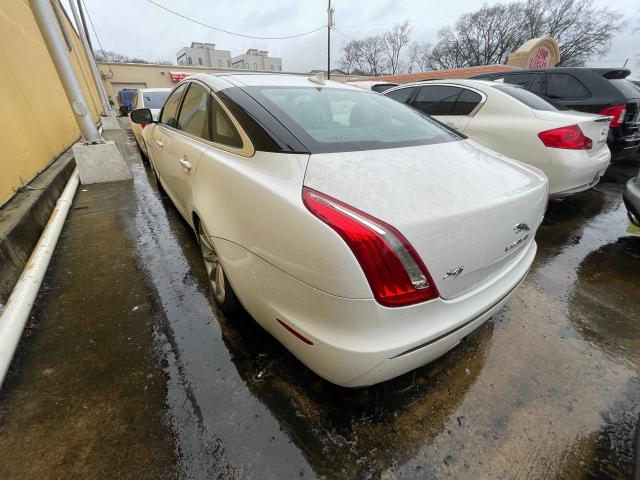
left=68, top=0, right=113, bottom=116
left=327, top=0, right=334, bottom=80
left=30, top=0, right=101, bottom=143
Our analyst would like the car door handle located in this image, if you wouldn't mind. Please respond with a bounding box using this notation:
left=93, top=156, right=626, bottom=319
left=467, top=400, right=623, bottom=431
left=178, top=158, right=192, bottom=171
left=155, top=140, right=164, bottom=149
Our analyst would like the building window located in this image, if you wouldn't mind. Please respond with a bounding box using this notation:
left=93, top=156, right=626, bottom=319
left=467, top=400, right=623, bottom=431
left=218, top=59, right=222, bottom=67
left=227, top=60, right=231, bottom=67
left=245, top=64, right=249, bottom=69
left=271, top=64, right=274, bottom=71
left=253, top=63, right=257, bottom=70
left=278, top=65, right=282, bottom=71
left=187, top=57, right=192, bottom=65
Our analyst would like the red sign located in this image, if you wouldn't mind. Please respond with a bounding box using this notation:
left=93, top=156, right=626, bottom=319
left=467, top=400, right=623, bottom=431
left=528, top=47, right=551, bottom=69
left=169, top=72, right=192, bottom=82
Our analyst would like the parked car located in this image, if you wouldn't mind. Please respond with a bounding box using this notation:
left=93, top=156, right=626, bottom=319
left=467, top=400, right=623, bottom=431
left=346, top=80, right=399, bottom=93
left=472, top=68, right=640, bottom=160
left=383, top=79, right=611, bottom=198
left=117, top=88, right=136, bottom=116
left=624, top=168, right=640, bottom=227
left=129, top=88, right=171, bottom=157
left=130, top=73, right=548, bottom=387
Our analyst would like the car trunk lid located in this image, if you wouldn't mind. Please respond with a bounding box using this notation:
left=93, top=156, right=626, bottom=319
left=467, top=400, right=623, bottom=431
left=532, top=109, right=611, bottom=157
left=303, top=140, right=548, bottom=300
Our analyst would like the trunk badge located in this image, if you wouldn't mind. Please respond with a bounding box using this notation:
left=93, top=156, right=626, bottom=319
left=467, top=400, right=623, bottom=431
left=513, top=223, right=530, bottom=233
left=442, top=266, right=464, bottom=280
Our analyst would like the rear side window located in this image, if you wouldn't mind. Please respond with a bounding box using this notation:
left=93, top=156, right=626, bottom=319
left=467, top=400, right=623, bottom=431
left=609, top=79, right=640, bottom=99
left=547, top=74, right=591, bottom=99
left=177, top=83, right=210, bottom=139
left=450, top=89, right=482, bottom=115
left=502, top=73, right=536, bottom=88
left=412, top=86, right=461, bottom=115
left=211, top=98, right=243, bottom=148
left=492, top=84, right=559, bottom=111
left=160, top=83, right=187, bottom=127
left=371, top=83, right=398, bottom=93
left=385, top=86, right=416, bottom=104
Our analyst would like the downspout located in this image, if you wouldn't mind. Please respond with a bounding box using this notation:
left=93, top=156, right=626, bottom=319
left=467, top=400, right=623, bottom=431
left=0, top=169, right=80, bottom=386
left=69, top=0, right=114, bottom=116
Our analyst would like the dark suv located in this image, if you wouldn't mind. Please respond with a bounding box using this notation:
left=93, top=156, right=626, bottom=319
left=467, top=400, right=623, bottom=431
left=473, top=68, right=640, bottom=159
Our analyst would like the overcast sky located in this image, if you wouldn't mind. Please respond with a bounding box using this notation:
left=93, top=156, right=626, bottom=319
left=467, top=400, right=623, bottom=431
left=63, top=0, right=640, bottom=74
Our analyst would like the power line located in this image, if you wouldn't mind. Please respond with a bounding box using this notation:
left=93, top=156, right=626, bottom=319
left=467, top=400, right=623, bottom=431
left=79, top=0, right=112, bottom=74
left=145, top=0, right=326, bottom=40
left=334, top=28, right=352, bottom=42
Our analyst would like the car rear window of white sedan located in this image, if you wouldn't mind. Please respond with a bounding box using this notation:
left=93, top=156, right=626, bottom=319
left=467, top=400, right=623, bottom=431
left=247, top=87, right=461, bottom=153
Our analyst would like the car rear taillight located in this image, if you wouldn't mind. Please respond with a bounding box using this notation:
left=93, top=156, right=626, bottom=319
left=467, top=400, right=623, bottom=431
left=538, top=125, right=592, bottom=150
left=141, top=123, right=147, bottom=129
left=302, top=187, right=439, bottom=307
left=598, top=104, right=626, bottom=128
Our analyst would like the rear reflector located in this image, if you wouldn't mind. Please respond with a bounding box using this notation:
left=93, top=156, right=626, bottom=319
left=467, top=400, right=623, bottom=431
left=277, top=319, right=313, bottom=345
left=598, top=104, right=626, bottom=128
left=538, top=125, right=592, bottom=150
left=303, top=187, right=439, bottom=307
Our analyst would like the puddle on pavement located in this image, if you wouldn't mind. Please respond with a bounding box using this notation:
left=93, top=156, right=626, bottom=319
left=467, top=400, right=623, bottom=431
left=0, top=122, right=638, bottom=479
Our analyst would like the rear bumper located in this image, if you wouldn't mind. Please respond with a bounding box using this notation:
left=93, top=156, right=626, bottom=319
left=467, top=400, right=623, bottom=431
left=215, top=236, right=537, bottom=387
left=547, top=148, right=610, bottom=197
left=609, top=127, right=640, bottom=159
left=623, top=176, right=640, bottom=227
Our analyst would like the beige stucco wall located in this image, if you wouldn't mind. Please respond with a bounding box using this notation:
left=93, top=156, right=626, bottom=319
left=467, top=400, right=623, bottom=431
left=0, top=0, right=101, bottom=206
left=97, top=62, right=368, bottom=101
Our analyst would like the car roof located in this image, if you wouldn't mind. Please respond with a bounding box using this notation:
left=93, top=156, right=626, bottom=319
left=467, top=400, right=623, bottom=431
left=186, top=72, right=358, bottom=91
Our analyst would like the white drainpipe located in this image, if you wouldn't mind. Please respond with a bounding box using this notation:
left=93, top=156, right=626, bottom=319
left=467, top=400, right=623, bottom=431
left=0, top=168, right=80, bottom=386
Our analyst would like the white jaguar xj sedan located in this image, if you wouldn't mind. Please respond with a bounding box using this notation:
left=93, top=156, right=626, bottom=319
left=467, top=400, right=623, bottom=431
left=130, top=73, right=548, bottom=387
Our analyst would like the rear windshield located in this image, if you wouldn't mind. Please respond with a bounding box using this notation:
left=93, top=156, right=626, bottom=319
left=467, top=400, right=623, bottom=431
left=609, top=79, right=640, bottom=99
left=246, top=86, right=461, bottom=153
left=491, top=84, right=560, bottom=111
left=142, top=91, right=170, bottom=109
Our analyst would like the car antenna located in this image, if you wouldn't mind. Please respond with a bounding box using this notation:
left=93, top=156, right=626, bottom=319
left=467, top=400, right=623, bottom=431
left=308, top=71, right=325, bottom=85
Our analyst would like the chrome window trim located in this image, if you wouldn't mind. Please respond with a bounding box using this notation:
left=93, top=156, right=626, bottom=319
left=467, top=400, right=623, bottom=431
left=157, top=79, right=255, bottom=158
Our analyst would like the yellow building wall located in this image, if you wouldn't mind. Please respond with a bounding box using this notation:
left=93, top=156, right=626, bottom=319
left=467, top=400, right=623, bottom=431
left=0, top=0, right=102, bottom=206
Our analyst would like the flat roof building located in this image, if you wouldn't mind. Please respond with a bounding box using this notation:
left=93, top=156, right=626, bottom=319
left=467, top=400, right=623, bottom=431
left=176, top=42, right=232, bottom=69
left=232, top=49, right=282, bottom=72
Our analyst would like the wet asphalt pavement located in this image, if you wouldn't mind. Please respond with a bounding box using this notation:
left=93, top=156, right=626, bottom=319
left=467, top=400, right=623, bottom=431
left=0, top=119, right=639, bottom=479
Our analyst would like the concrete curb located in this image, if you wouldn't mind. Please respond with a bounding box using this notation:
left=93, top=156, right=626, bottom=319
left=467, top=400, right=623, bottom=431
left=0, top=149, right=76, bottom=306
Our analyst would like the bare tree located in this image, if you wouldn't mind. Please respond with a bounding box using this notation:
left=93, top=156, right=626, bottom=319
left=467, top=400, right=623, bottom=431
left=94, top=49, right=172, bottom=65
left=426, top=0, right=624, bottom=69
left=384, top=22, right=411, bottom=74
left=338, top=40, right=364, bottom=74
left=408, top=41, right=432, bottom=73
left=338, top=35, right=388, bottom=75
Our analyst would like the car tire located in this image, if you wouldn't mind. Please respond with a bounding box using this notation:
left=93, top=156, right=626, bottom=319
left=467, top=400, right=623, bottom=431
left=197, top=222, right=240, bottom=314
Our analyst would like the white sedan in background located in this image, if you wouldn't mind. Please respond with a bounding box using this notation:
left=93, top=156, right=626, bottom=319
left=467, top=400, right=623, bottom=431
left=384, top=79, right=611, bottom=198
left=129, top=88, right=171, bottom=156
left=131, top=73, right=548, bottom=387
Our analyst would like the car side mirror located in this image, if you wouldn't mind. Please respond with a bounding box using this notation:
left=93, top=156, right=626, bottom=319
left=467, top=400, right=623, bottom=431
left=130, top=108, right=154, bottom=124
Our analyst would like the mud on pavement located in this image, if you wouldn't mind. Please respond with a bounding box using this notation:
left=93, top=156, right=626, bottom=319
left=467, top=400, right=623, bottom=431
left=0, top=120, right=639, bottom=479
